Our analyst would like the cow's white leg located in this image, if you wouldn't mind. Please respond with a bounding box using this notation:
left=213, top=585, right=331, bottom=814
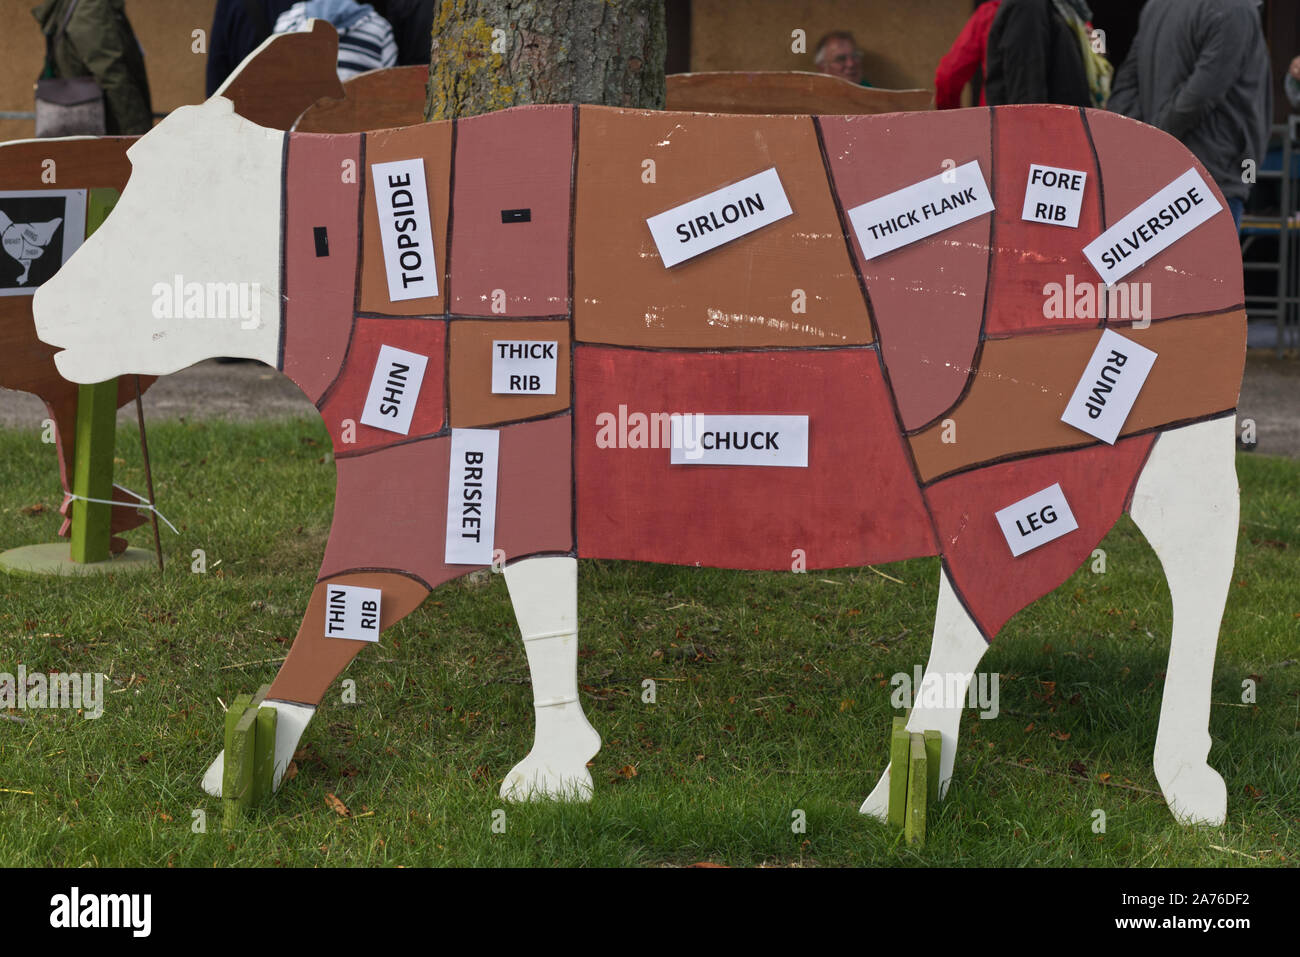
left=1129, top=416, right=1236, bottom=826
left=500, top=556, right=601, bottom=802
left=861, top=566, right=989, bottom=819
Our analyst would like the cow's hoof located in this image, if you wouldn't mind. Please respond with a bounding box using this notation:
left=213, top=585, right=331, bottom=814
left=859, top=765, right=891, bottom=822
left=1156, top=759, right=1227, bottom=826
left=499, top=708, right=601, bottom=802
left=201, top=750, right=225, bottom=797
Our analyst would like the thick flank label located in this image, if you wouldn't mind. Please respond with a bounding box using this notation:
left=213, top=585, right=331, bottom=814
left=669, top=414, right=808, bottom=467
left=1083, top=168, right=1221, bottom=284
left=846, top=160, right=994, bottom=260
left=324, top=584, right=382, bottom=641
left=491, top=340, right=558, bottom=395
left=1021, top=163, right=1087, bottom=228
left=995, top=483, right=1079, bottom=558
left=1059, top=329, right=1157, bottom=444
left=646, top=168, right=793, bottom=268
left=371, top=158, right=438, bottom=301
left=360, top=344, right=429, bottom=435
left=445, top=429, right=499, bottom=565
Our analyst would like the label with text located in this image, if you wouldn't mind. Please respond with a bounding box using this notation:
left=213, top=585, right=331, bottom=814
left=324, top=584, right=382, bottom=642
left=360, top=344, right=429, bottom=436
left=1059, top=329, right=1157, bottom=444
left=491, top=340, right=558, bottom=395
left=646, top=167, right=793, bottom=268
left=995, top=483, right=1079, bottom=558
left=1082, top=168, right=1221, bottom=284
left=445, top=428, right=499, bottom=565
left=1020, top=163, right=1088, bottom=228
left=846, top=160, right=994, bottom=260
left=669, top=414, right=808, bottom=467
left=371, top=158, right=438, bottom=301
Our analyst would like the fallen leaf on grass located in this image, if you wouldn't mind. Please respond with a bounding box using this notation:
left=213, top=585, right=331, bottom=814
left=20, top=503, right=46, bottom=515
left=325, top=792, right=351, bottom=817
left=1049, top=731, right=1071, bottom=741
left=617, top=764, right=638, bottom=779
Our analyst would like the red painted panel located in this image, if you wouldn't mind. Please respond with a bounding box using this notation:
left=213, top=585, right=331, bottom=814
left=1083, top=109, right=1242, bottom=319
left=318, top=417, right=572, bottom=587
left=574, top=345, right=936, bottom=569
left=449, top=105, right=573, bottom=317
left=318, top=317, right=446, bottom=453
left=819, top=109, right=991, bottom=431
left=985, top=105, right=1103, bottom=335
left=283, top=133, right=362, bottom=403
left=924, top=435, right=1155, bottom=639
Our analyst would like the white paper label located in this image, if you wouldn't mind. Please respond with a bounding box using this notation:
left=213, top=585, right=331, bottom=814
left=1083, top=168, right=1221, bottom=284
left=846, top=160, right=994, bottom=260
left=995, top=483, right=1079, bottom=558
left=371, top=158, right=438, bottom=301
left=491, top=340, right=558, bottom=395
left=324, top=584, right=382, bottom=642
left=445, top=428, right=499, bottom=565
left=669, top=414, right=808, bottom=467
left=1059, top=329, right=1157, bottom=444
left=359, top=344, right=429, bottom=436
left=646, top=167, right=793, bottom=268
left=1020, top=163, right=1087, bottom=228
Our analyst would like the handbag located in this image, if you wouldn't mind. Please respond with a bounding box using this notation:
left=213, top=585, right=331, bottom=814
left=34, top=0, right=107, bottom=137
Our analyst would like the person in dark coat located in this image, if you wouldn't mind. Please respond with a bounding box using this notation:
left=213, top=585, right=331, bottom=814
left=370, top=0, right=434, bottom=67
left=32, top=0, right=152, bottom=134
left=1108, top=0, right=1272, bottom=229
left=983, top=0, right=1094, bottom=107
left=206, top=0, right=297, bottom=97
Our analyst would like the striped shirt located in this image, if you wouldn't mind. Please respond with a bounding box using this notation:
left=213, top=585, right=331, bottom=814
left=274, top=4, right=398, bottom=81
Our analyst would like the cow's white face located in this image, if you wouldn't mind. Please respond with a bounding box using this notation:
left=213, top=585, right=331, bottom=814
left=35, top=97, right=285, bottom=382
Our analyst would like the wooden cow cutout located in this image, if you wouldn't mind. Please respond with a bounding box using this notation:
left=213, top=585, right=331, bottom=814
left=0, top=22, right=342, bottom=550
left=35, top=44, right=1245, bottom=827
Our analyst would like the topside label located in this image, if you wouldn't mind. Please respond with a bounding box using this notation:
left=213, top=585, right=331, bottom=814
left=646, top=168, right=793, bottom=268
left=371, top=158, right=438, bottom=301
left=846, top=160, right=994, bottom=260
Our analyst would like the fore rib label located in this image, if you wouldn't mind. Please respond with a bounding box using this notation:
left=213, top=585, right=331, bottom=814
left=491, top=340, right=558, bottom=395
left=324, top=584, right=382, bottom=642
left=445, top=428, right=499, bottom=565
left=1059, top=329, right=1157, bottom=444
left=1020, top=163, right=1088, bottom=228
left=995, top=483, right=1079, bottom=558
left=645, top=168, right=794, bottom=268
left=846, top=160, right=994, bottom=260
left=371, top=158, right=438, bottom=301
left=360, top=344, right=429, bottom=436
left=1082, top=168, right=1222, bottom=284
left=669, top=414, right=808, bottom=467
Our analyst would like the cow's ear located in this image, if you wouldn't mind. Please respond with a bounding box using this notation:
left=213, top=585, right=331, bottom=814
left=211, top=17, right=343, bottom=126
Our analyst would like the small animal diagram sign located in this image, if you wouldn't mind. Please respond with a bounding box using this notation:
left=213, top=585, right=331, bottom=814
left=0, top=189, right=86, bottom=295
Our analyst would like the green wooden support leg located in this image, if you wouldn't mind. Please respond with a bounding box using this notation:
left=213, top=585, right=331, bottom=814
left=222, top=693, right=254, bottom=830
left=252, top=702, right=278, bottom=805
left=924, top=729, right=942, bottom=806
left=69, top=379, right=117, bottom=564
left=888, top=715, right=909, bottom=829
left=905, top=732, right=928, bottom=846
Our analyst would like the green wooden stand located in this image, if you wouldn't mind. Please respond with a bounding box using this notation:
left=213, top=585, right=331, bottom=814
left=222, top=684, right=278, bottom=830
left=0, top=188, right=153, bottom=577
left=887, top=721, right=943, bottom=846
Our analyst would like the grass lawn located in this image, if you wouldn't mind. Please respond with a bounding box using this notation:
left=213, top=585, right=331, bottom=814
left=0, top=417, right=1295, bottom=867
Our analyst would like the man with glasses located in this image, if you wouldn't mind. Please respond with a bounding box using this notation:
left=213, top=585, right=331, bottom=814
left=814, top=31, right=873, bottom=87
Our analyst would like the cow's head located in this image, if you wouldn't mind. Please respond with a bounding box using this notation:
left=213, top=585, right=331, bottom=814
left=35, top=95, right=285, bottom=382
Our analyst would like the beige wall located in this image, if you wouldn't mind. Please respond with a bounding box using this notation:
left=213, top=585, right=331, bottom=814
left=1, top=0, right=217, bottom=141
left=691, top=0, right=972, bottom=93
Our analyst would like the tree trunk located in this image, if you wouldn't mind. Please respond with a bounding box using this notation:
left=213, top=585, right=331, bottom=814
left=425, top=0, right=666, bottom=121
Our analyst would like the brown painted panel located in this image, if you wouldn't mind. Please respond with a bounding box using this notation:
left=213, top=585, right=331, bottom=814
left=574, top=106, right=871, bottom=348
left=1084, top=109, right=1243, bottom=318
left=448, top=319, right=571, bottom=427
left=819, top=109, right=991, bottom=429
left=908, top=310, right=1247, bottom=482
left=282, top=133, right=363, bottom=403
left=219, top=20, right=345, bottom=130
left=358, top=121, right=452, bottom=316
left=450, top=106, right=574, bottom=318
left=293, top=65, right=426, bottom=134
left=666, top=71, right=933, bottom=114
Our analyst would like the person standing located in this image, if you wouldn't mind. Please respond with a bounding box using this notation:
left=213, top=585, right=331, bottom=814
left=32, top=0, right=152, bottom=135
left=273, top=0, right=397, bottom=81
left=983, top=0, right=1110, bottom=108
left=205, top=0, right=297, bottom=97
left=1108, top=0, right=1272, bottom=229
left=935, top=1, right=1001, bottom=109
